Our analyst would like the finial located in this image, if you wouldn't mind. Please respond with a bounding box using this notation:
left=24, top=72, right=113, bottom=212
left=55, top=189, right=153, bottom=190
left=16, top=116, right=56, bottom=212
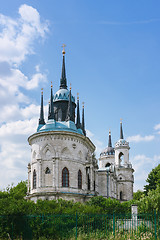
left=77, top=92, right=79, bottom=100
left=70, top=83, right=72, bottom=90
left=120, top=118, right=123, bottom=124
left=109, top=129, right=111, bottom=135
left=62, top=44, right=66, bottom=55
left=51, top=81, right=53, bottom=88
left=41, top=88, right=43, bottom=95
left=82, top=102, right=84, bottom=108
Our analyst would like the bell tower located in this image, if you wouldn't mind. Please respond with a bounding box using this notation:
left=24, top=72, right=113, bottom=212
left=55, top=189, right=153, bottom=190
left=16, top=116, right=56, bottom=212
left=114, top=120, right=134, bottom=201
left=115, top=121, right=130, bottom=167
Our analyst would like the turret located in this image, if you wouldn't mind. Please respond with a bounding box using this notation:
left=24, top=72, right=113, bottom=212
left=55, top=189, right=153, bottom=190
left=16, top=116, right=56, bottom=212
left=48, top=83, right=55, bottom=120
left=60, top=44, right=67, bottom=89
left=37, top=88, right=45, bottom=131
left=76, top=93, right=81, bottom=129
left=66, top=85, right=74, bottom=121
left=81, top=102, right=86, bottom=136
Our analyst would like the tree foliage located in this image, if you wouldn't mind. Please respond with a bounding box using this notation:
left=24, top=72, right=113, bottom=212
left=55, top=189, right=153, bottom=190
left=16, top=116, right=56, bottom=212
left=144, top=164, right=160, bottom=194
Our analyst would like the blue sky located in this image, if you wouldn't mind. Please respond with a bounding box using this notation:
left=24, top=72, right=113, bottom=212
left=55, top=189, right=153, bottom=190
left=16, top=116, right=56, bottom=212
left=0, top=0, right=160, bottom=191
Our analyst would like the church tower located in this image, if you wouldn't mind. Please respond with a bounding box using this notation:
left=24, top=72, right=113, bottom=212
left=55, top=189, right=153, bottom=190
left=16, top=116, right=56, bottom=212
left=114, top=121, right=134, bottom=201
left=26, top=47, right=98, bottom=202
left=98, top=130, right=117, bottom=199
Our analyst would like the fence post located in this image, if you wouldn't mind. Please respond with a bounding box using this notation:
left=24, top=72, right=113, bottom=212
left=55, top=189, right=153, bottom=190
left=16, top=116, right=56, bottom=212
left=113, top=213, right=115, bottom=238
left=75, top=212, right=78, bottom=240
left=154, top=210, right=157, bottom=240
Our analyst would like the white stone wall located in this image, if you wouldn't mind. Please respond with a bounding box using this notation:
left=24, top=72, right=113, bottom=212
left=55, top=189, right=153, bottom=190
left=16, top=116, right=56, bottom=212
left=27, top=131, right=97, bottom=202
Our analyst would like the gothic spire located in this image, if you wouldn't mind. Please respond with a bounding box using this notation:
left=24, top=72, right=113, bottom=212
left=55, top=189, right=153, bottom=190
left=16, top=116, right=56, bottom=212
left=81, top=102, right=86, bottom=136
left=39, top=88, right=45, bottom=125
left=108, top=130, right=112, bottom=147
left=76, top=93, right=81, bottom=129
left=48, top=82, right=55, bottom=120
left=120, top=119, right=124, bottom=139
left=60, top=44, right=67, bottom=89
left=66, top=85, right=73, bottom=121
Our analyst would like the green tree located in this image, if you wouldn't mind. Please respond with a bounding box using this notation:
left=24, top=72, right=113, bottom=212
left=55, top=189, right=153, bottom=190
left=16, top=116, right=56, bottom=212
left=133, top=190, right=144, bottom=200
left=144, top=164, right=160, bottom=194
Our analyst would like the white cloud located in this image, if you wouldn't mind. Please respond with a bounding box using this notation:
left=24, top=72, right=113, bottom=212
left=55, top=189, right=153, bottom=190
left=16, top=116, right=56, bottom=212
left=154, top=123, right=160, bottom=135
left=0, top=4, right=48, bottom=125
left=0, top=5, right=49, bottom=189
left=0, top=4, right=49, bottom=65
left=131, top=154, right=160, bottom=191
left=127, top=134, right=155, bottom=143
left=86, top=129, right=104, bottom=157
left=26, top=73, right=47, bottom=89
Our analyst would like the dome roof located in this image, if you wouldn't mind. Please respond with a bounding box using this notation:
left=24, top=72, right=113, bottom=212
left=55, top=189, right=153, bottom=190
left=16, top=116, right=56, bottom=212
left=37, top=119, right=83, bottom=135
left=54, top=89, right=75, bottom=103
left=100, top=146, right=115, bottom=156
left=115, top=139, right=129, bottom=148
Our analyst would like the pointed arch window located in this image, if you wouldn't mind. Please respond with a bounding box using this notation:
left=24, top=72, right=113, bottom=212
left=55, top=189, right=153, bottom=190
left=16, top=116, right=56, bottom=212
left=78, top=170, right=82, bottom=189
left=45, top=167, right=51, bottom=174
left=33, top=170, right=36, bottom=189
left=62, top=167, right=69, bottom=187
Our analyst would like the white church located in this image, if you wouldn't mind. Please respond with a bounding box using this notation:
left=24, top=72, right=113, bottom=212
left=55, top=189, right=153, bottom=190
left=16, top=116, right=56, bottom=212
left=26, top=48, right=134, bottom=203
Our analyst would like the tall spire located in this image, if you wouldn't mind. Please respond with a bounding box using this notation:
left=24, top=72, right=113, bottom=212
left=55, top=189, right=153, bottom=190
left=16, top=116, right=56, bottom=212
left=48, top=82, right=55, bottom=120
left=81, top=102, right=86, bottom=136
left=39, top=88, right=45, bottom=125
left=76, top=93, right=81, bottom=129
left=60, top=44, right=67, bottom=89
left=120, top=119, right=124, bottom=139
left=66, top=84, right=73, bottom=121
left=108, top=130, right=112, bottom=147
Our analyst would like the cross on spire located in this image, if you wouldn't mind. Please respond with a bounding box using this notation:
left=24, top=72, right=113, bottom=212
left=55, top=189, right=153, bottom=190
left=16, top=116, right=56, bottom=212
left=62, top=44, right=66, bottom=55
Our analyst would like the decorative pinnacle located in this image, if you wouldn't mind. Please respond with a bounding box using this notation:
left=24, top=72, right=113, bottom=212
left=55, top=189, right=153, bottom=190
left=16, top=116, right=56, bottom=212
left=62, top=44, right=66, bottom=55
left=51, top=81, right=53, bottom=88
left=70, top=83, right=72, bottom=90
left=120, top=118, right=123, bottom=123
left=82, top=102, right=84, bottom=108
left=109, top=129, right=111, bottom=135
left=41, top=88, right=43, bottom=94
left=77, top=92, right=79, bottom=100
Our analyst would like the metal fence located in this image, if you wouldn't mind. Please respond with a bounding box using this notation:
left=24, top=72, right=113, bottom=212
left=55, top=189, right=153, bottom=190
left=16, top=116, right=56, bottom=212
left=0, top=212, right=159, bottom=239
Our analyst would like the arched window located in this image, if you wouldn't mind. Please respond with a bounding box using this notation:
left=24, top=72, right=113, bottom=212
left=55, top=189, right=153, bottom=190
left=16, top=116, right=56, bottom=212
left=45, top=167, right=51, bottom=174
left=33, top=170, right=36, bottom=189
left=119, top=152, right=124, bottom=166
left=120, top=191, right=123, bottom=200
left=62, top=167, right=69, bottom=187
left=78, top=170, right=82, bottom=189
left=105, top=163, right=111, bottom=168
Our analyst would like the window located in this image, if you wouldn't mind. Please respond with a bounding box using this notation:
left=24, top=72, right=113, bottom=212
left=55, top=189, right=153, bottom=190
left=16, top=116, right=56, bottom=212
left=120, top=191, right=123, bottom=200
left=105, top=163, right=111, bottom=168
left=78, top=170, right=82, bottom=189
left=45, top=167, right=51, bottom=174
left=33, top=170, right=36, bottom=189
left=87, top=174, right=90, bottom=190
left=119, top=152, right=124, bottom=166
left=62, top=167, right=69, bottom=187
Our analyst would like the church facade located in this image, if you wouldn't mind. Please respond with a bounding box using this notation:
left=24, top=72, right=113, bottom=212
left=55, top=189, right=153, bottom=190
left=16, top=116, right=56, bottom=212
left=26, top=48, right=134, bottom=203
